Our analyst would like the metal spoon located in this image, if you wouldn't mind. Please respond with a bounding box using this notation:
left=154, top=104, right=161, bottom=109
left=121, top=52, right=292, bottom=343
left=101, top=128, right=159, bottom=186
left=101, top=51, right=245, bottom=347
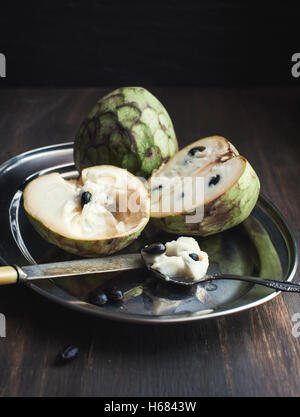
left=141, top=244, right=300, bottom=293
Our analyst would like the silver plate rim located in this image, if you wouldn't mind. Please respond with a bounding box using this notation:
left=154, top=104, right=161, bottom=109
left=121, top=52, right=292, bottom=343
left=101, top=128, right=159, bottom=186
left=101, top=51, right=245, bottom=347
left=2, top=142, right=298, bottom=325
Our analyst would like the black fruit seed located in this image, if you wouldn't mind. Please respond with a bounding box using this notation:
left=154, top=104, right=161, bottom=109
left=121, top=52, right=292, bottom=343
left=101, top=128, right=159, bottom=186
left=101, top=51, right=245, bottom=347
left=57, top=345, right=79, bottom=364
left=143, top=243, right=166, bottom=255
left=209, top=175, right=221, bottom=187
left=81, top=191, right=92, bottom=208
left=189, top=253, right=199, bottom=261
left=152, top=184, right=163, bottom=192
left=188, top=146, right=206, bottom=156
left=106, top=289, right=123, bottom=302
left=88, top=290, right=108, bottom=306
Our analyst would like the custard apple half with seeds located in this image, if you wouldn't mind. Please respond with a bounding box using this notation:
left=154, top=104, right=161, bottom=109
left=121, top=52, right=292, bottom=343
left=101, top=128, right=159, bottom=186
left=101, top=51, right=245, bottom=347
left=74, top=87, right=178, bottom=178
left=23, top=166, right=150, bottom=257
left=149, top=136, right=260, bottom=236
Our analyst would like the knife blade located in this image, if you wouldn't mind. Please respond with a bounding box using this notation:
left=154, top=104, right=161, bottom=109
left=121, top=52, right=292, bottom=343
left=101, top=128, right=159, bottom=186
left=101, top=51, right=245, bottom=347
left=0, top=254, right=144, bottom=285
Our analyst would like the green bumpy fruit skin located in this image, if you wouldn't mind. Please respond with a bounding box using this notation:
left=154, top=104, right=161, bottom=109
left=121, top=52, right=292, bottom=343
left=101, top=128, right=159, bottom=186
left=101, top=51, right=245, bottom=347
left=74, top=87, right=178, bottom=178
left=152, top=161, right=260, bottom=236
left=27, top=215, right=146, bottom=257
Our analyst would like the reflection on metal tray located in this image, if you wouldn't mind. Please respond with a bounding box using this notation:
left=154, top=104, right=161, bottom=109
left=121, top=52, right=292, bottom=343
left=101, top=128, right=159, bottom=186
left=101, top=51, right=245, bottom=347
left=0, top=142, right=297, bottom=324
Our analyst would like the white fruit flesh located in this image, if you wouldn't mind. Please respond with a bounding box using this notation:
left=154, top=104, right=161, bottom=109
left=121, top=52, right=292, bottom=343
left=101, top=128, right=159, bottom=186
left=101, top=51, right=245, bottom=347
left=158, top=136, right=235, bottom=178
left=23, top=166, right=149, bottom=240
left=149, top=136, right=246, bottom=217
left=151, top=237, right=209, bottom=281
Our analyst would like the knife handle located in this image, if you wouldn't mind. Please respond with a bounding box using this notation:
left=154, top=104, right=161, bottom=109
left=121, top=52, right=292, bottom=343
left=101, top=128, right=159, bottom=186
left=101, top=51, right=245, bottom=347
left=0, top=266, right=18, bottom=285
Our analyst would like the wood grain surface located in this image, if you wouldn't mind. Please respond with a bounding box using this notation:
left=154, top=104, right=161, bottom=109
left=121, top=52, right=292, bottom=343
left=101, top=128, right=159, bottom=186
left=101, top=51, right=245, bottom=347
left=0, top=87, right=299, bottom=397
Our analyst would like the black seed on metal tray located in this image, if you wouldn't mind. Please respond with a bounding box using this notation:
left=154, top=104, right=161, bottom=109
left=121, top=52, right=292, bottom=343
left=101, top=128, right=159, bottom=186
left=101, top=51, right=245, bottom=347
left=188, top=146, right=206, bottom=156
left=189, top=253, right=199, bottom=261
left=81, top=191, right=92, bottom=208
left=143, top=242, right=166, bottom=255
left=88, top=290, right=108, bottom=306
left=106, top=289, right=123, bottom=302
left=209, top=175, right=221, bottom=187
left=57, top=345, right=79, bottom=364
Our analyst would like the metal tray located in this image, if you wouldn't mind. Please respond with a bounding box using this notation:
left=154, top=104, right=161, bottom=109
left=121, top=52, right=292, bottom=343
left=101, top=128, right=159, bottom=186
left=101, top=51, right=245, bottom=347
left=0, top=142, right=298, bottom=324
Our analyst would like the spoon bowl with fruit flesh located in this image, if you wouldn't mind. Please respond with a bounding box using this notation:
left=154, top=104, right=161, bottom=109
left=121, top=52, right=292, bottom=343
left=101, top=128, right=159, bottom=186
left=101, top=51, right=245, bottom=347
left=141, top=242, right=300, bottom=292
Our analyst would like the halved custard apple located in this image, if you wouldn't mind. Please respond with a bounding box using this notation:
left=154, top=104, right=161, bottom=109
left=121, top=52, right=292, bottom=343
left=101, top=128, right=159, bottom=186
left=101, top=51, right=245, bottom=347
left=149, top=136, right=260, bottom=236
left=23, top=166, right=150, bottom=257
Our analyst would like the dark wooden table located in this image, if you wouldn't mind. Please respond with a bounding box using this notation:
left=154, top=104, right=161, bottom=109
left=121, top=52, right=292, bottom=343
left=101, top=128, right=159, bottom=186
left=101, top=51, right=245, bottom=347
left=0, top=87, right=299, bottom=397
